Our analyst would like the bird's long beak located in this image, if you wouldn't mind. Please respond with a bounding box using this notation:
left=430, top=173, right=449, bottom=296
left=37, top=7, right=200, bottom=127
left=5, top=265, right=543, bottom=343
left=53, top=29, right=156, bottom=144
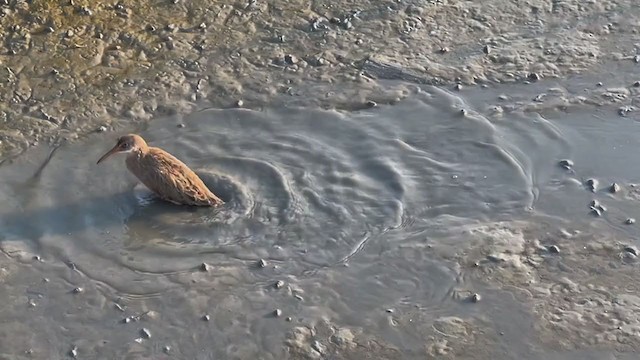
left=96, top=145, right=121, bottom=164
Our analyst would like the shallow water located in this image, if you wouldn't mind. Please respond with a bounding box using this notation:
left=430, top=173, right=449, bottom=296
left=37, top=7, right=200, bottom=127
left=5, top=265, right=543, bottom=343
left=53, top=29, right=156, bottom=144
left=2, top=81, right=640, bottom=358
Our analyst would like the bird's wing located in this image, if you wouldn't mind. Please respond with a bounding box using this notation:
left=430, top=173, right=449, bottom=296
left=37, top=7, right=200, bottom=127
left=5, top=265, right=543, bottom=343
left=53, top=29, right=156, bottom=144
left=143, top=149, right=222, bottom=205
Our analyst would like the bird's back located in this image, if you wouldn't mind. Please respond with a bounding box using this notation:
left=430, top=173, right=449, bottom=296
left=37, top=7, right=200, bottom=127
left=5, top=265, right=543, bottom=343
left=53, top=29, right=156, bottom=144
left=126, top=147, right=223, bottom=206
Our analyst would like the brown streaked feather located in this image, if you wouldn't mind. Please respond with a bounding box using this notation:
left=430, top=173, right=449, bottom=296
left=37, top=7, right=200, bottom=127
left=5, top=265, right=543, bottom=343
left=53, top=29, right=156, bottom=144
left=98, top=134, right=223, bottom=207
left=127, top=148, right=223, bottom=206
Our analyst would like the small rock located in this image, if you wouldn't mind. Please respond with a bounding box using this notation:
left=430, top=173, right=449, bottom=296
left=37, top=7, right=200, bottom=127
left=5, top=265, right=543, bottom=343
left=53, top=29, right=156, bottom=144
left=366, top=100, right=377, bottom=108
left=625, top=218, right=636, bottom=225
left=258, top=259, right=267, bottom=268
left=140, top=328, right=151, bottom=339
left=343, top=20, right=353, bottom=30
left=454, top=83, right=462, bottom=91
left=202, top=314, right=210, bottom=321
left=122, top=316, right=132, bottom=323
left=69, top=346, right=78, bottom=358
left=483, top=45, right=491, bottom=54
left=166, top=23, right=177, bottom=32
left=624, top=245, right=639, bottom=256
left=585, top=178, right=598, bottom=192
left=45, top=26, right=55, bottom=34
left=294, top=294, right=304, bottom=301
left=72, top=287, right=83, bottom=294
left=471, top=293, right=481, bottom=303
left=236, top=99, right=244, bottom=107
left=274, top=280, right=285, bottom=289
left=33, top=255, right=42, bottom=261
left=199, top=262, right=210, bottom=271
left=439, top=47, right=450, bottom=53
left=528, top=73, right=540, bottom=82
left=177, top=123, right=185, bottom=128
left=385, top=308, right=394, bottom=313
left=146, top=24, right=157, bottom=32
left=65, top=29, right=74, bottom=37
left=634, top=81, right=640, bottom=88
left=635, top=55, right=640, bottom=63
left=330, top=17, right=341, bottom=24
left=558, top=159, right=573, bottom=170
left=355, top=38, right=363, bottom=45
left=619, top=106, right=634, bottom=116
left=548, top=245, right=560, bottom=254
left=284, top=54, right=298, bottom=65
left=610, top=183, right=621, bottom=193
left=198, top=22, right=207, bottom=31
left=286, top=316, right=292, bottom=322
left=163, top=345, right=171, bottom=354
left=596, top=82, right=603, bottom=87
left=274, top=309, right=282, bottom=317
left=97, top=126, right=107, bottom=132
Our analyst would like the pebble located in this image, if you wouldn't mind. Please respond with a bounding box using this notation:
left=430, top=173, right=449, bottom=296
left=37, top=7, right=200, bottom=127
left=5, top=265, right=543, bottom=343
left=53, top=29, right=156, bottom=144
left=33, top=255, right=42, bottom=261
left=596, top=82, right=603, bottom=87
left=624, top=245, right=639, bottom=256
left=65, top=29, right=74, bottom=38
left=146, top=24, right=157, bottom=32
left=459, top=109, right=467, bottom=116
left=625, top=218, right=636, bottom=225
left=274, top=280, right=285, bottom=289
left=258, top=259, right=267, bottom=268
left=471, top=293, right=481, bottom=303
left=114, top=303, right=125, bottom=312
left=483, top=45, right=491, bottom=54
left=97, top=125, right=107, bottom=132
left=366, top=100, right=377, bottom=108
left=284, top=54, right=298, bottom=65
left=202, top=314, right=210, bottom=321
left=177, top=123, right=185, bottom=128
left=548, top=245, right=560, bottom=254
left=439, top=47, right=449, bottom=53
left=274, top=309, right=282, bottom=317
left=286, top=317, right=292, bottom=322
left=45, top=26, right=55, bottom=34
left=528, top=72, right=541, bottom=82
left=122, top=316, right=132, bottom=323
left=589, top=199, right=606, bottom=216
left=294, top=294, right=304, bottom=301
left=163, top=346, right=171, bottom=354
left=69, top=346, right=78, bottom=358
left=344, top=21, right=353, bottom=30
left=634, top=81, right=640, bottom=88
left=609, top=182, right=621, bottom=193
left=585, top=178, right=598, bottom=192
left=236, top=99, right=244, bottom=107
left=454, top=83, right=463, bottom=91
left=72, top=287, right=83, bottom=294
left=558, top=159, right=573, bottom=170
left=140, top=328, right=151, bottom=339
left=385, top=308, right=394, bottom=313
left=635, top=55, right=640, bottom=63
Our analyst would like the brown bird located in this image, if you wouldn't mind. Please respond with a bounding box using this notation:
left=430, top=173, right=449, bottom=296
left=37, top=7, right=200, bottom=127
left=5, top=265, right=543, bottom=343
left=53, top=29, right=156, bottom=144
left=97, top=134, right=224, bottom=207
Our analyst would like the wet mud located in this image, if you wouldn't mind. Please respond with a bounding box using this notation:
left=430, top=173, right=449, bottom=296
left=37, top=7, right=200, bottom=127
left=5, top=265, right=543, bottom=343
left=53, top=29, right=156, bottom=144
left=2, top=0, right=640, bottom=359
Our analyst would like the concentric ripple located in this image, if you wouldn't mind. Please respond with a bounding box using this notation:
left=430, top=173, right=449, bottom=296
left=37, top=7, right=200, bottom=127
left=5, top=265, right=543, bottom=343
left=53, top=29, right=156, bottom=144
left=0, top=86, right=541, bottom=296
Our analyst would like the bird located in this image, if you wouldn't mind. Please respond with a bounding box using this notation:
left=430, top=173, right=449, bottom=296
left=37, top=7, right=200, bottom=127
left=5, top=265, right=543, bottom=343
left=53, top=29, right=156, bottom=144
left=96, top=134, right=224, bottom=207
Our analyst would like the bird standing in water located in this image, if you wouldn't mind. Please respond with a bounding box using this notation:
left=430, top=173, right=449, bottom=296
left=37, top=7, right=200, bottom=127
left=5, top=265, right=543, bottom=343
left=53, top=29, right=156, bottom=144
left=97, top=134, right=224, bottom=207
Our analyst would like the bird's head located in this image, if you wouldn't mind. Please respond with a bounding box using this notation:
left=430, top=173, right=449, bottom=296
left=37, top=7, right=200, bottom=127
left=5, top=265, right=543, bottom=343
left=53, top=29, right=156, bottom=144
left=97, top=134, right=148, bottom=164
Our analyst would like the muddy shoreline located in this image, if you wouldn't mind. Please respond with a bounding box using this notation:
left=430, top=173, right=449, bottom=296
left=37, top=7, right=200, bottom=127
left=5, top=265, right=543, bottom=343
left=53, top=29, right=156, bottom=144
left=1, top=0, right=640, bottom=160
left=2, top=0, right=640, bottom=359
